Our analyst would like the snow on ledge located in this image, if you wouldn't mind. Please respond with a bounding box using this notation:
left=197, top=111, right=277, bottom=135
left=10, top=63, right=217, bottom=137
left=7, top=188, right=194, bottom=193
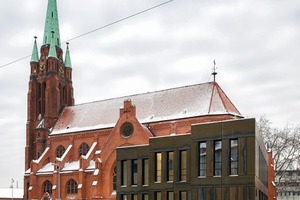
left=57, top=144, right=73, bottom=162
left=33, top=147, right=50, bottom=164
left=82, top=142, right=97, bottom=160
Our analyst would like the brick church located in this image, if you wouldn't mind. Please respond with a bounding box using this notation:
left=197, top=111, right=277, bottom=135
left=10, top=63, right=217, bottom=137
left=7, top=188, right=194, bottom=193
left=23, top=0, right=268, bottom=200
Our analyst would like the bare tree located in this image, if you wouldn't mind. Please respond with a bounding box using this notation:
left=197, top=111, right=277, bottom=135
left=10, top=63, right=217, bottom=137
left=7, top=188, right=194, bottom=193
left=258, top=116, right=300, bottom=196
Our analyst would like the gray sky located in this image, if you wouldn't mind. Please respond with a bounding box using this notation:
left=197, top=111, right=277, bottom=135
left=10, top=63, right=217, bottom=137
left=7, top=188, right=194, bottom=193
left=0, top=0, right=299, bottom=188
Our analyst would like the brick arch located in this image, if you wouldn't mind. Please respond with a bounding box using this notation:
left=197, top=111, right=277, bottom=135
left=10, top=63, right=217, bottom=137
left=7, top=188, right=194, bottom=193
left=101, top=150, right=117, bottom=199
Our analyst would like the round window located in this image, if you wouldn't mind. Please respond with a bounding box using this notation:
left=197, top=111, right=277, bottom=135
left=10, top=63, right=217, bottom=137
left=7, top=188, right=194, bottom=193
left=121, top=122, right=134, bottom=137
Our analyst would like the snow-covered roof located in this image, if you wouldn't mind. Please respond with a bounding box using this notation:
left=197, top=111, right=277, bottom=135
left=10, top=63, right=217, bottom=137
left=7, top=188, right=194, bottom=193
left=51, top=82, right=241, bottom=135
left=33, top=147, right=49, bottom=164
left=62, top=161, right=80, bottom=172
left=31, top=159, right=97, bottom=175
left=56, top=144, right=72, bottom=162
left=37, top=162, right=54, bottom=174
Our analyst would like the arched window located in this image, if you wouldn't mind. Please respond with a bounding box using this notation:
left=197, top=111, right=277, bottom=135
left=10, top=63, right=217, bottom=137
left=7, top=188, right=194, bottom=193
left=66, top=179, right=78, bottom=194
left=79, top=143, right=90, bottom=157
left=43, top=180, right=52, bottom=195
left=113, top=165, right=117, bottom=191
left=56, top=145, right=65, bottom=158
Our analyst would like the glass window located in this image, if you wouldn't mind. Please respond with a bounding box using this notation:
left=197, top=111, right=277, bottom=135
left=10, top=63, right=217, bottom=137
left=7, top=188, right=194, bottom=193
left=143, top=159, right=149, bottom=185
left=214, top=141, right=222, bottom=176
left=66, top=179, right=78, bottom=194
left=155, top=192, right=162, bottom=200
left=198, top=188, right=206, bottom=200
left=121, top=194, right=127, bottom=200
left=56, top=145, right=65, bottom=158
left=180, top=150, right=187, bottom=181
left=180, top=191, right=187, bottom=200
left=131, top=194, right=138, bottom=200
left=121, top=160, right=127, bottom=186
left=113, top=165, right=117, bottom=190
left=79, top=143, right=89, bottom=157
left=167, top=152, right=174, bottom=182
left=43, top=180, right=52, bottom=195
left=230, top=139, right=238, bottom=175
left=132, top=159, right=138, bottom=185
left=168, top=191, right=174, bottom=200
left=155, top=153, right=162, bottom=182
left=142, top=194, right=149, bottom=200
left=199, top=142, right=206, bottom=177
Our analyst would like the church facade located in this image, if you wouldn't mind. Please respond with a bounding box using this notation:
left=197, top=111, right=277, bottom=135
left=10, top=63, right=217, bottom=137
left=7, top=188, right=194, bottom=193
left=22, top=1, right=269, bottom=200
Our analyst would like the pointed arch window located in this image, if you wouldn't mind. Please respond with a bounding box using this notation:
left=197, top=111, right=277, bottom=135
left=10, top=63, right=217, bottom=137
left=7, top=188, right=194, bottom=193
left=66, top=179, right=78, bottom=194
left=113, top=165, right=117, bottom=191
left=79, top=143, right=90, bottom=157
left=56, top=145, right=65, bottom=158
left=43, top=180, right=52, bottom=195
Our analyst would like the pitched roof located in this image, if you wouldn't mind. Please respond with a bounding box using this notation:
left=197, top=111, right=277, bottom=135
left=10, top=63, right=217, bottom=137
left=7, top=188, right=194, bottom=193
left=51, top=82, right=242, bottom=135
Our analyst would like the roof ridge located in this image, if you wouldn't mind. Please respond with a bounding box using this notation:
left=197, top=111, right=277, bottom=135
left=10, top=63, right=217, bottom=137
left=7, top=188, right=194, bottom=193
left=71, top=82, right=214, bottom=108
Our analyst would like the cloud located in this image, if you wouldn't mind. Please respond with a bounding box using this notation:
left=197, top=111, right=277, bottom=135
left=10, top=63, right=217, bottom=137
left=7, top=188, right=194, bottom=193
left=0, top=0, right=299, bottom=188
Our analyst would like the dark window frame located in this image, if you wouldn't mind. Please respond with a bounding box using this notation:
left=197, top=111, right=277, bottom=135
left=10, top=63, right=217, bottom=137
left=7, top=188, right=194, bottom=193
left=121, top=160, right=128, bottom=186
left=214, top=140, right=222, bottom=176
left=132, top=159, right=138, bottom=185
left=230, top=139, right=238, bottom=175
left=180, top=150, right=187, bottom=181
left=56, top=145, right=65, bottom=158
left=167, top=151, right=174, bottom=182
left=66, top=179, right=78, bottom=194
left=155, top=152, right=162, bottom=182
left=198, top=142, right=207, bottom=177
left=142, top=159, right=149, bottom=185
left=79, top=142, right=90, bottom=157
left=43, top=180, right=52, bottom=195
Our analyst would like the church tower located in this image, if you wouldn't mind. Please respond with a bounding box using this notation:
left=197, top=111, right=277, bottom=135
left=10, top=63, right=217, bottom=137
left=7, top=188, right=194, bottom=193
left=25, top=0, right=74, bottom=170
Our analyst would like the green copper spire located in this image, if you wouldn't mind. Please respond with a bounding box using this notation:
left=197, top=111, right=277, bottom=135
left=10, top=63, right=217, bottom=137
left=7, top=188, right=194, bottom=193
left=64, top=42, right=72, bottom=68
left=43, top=0, right=61, bottom=47
left=48, top=32, right=57, bottom=58
left=31, top=36, right=39, bottom=62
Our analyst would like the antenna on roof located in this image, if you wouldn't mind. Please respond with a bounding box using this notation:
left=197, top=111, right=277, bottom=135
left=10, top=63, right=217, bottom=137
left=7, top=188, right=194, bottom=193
left=212, top=60, right=218, bottom=82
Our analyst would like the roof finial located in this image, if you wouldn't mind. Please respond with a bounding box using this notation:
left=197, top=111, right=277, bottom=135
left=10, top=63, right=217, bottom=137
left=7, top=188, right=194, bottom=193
left=212, top=59, right=218, bottom=82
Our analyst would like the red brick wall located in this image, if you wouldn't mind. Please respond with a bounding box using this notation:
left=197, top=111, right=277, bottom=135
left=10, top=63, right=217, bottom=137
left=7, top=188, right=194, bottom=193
left=268, top=151, right=277, bottom=200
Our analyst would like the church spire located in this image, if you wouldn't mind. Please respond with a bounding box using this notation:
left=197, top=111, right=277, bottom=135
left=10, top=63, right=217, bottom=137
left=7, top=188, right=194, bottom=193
left=64, top=42, right=72, bottom=68
left=30, top=36, right=39, bottom=62
left=43, top=0, right=61, bottom=47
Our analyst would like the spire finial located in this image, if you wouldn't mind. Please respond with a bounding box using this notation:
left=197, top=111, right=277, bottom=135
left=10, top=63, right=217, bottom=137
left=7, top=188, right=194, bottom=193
left=212, top=59, right=218, bottom=82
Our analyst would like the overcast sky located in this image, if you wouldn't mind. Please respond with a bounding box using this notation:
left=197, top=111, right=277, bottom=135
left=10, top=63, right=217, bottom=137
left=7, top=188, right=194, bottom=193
left=0, top=0, right=299, bottom=188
